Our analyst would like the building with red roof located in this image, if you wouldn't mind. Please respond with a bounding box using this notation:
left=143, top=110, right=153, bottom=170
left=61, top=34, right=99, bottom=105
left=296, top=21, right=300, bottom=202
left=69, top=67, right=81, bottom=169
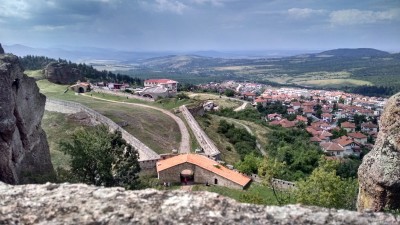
left=348, top=132, right=368, bottom=145
left=156, top=154, right=251, bottom=189
left=341, top=121, right=356, bottom=132
left=144, top=79, right=178, bottom=93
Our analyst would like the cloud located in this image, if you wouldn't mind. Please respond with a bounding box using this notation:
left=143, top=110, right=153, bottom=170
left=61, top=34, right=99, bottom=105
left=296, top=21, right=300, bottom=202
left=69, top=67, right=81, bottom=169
left=0, top=0, right=30, bottom=19
left=287, top=8, right=326, bottom=19
left=191, top=0, right=225, bottom=6
left=330, top=9, right=400, bottom=25
left=140, top=0, right=188, bottom=14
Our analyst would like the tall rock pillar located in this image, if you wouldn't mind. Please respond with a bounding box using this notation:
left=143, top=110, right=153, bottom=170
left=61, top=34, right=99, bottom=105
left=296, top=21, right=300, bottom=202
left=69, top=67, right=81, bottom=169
left=0, top=50, right=55, bottom=184
left=357, top=93, right=400, bottom=211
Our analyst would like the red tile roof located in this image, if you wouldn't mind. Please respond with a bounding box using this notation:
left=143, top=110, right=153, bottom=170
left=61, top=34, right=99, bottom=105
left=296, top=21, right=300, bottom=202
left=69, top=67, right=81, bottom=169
left=320, top=142, right=344, bottom=151
left=156, top=154, right=251, bottom=187
left=341, top=122, right=356, bottom=128
left=333, top=136, right=354, bottom=147
left=348, top=132, right=367, bottom=139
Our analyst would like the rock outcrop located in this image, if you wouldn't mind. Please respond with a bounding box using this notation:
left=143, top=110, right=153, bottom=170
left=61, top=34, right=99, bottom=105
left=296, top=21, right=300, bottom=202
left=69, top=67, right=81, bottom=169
left=358, top=92, right=400, bottom=212
left=0, top=182, right=398, bottom=225
left=0, top=54, right=55, bottom=184
left=43, top=62, right=82, bottom=84
left=0, top=43, right=4, bottom=54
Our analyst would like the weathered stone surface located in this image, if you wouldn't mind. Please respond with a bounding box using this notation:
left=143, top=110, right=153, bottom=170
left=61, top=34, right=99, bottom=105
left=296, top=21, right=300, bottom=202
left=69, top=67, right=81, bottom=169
left=0, top=43, right=4, bottom=54
left=0, top=182, right=398, bottom=225
left=357, top=92, right=400, bottom=212
left=0, top=54, right=55, bottom=184
left=43, top=62, right=82, bottom=84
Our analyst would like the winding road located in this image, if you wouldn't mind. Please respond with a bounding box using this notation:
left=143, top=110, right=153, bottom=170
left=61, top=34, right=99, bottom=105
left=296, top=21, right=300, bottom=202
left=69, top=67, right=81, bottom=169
left=82, top=94, right=190, bottom=154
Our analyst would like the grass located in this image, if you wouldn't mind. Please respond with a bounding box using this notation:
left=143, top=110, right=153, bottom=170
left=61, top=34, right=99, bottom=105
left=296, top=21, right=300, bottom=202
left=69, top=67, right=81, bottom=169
left=41, top=111, right=87, bottom=169
left=25, top=70, right=44, bottom=80
left=37, top=79, right=181, bottom=154
left=296, top=78, right=372, bottom=88
left=219, top=116, right=271, bottom=153
left=195, top=115, right=241, bottom=165
left=192, top=183, right=290, bottom=205
left=176, top=112, right=200, bottom=152
left=187, top=92, right=243, bottom=109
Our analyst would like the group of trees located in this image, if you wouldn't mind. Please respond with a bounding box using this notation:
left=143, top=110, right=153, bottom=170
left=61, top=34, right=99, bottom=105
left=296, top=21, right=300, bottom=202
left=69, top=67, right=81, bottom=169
left=294, top=158, right=359, bottom=210
left=264, top=128, right=323, bottom=181
left=58, top=125, right=141, bottom=190
left=19, top=55, right=143, bottom=85
left=217, top=120, right=259, bottom=160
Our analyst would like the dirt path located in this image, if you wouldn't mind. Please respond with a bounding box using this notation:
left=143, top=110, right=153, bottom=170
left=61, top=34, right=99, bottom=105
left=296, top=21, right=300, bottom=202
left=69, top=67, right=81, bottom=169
left=234, top=102, right=248, bottom=112
left=82, top=94, right=190, bottom=154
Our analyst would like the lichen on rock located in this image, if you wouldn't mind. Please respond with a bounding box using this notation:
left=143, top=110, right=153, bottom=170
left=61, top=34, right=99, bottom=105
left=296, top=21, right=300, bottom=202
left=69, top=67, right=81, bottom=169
left=0, top=182, right=398, bottom=225
left=357, top=92, right=400, bottom=212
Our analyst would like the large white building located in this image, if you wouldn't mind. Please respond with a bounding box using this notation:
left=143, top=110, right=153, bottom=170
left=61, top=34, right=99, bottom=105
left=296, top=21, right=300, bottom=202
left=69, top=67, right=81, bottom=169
left=144, top=79, right=178, bottom=93
left=139, top=79, right=179, bottom=98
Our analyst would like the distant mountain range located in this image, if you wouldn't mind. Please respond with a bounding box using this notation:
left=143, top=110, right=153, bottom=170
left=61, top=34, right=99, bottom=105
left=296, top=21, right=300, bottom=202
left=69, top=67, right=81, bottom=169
left=4, top=44, right=325, bottom=62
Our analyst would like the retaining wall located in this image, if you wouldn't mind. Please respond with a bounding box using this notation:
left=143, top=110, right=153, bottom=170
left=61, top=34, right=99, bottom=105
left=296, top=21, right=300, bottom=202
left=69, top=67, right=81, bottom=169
left=45, top=98, right=160, bottom=169
left=180, top=105, right=220, bottom=158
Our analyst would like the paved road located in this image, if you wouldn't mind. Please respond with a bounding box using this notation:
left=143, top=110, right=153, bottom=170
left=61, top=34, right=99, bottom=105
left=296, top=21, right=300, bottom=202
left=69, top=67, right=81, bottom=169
left=223, top=117, right=267, bottom=156
left=82, top=94, right=190, bottom=154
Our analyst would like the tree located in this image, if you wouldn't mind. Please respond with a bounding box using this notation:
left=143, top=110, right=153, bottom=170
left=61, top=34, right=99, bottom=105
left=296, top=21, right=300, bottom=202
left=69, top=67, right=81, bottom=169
left=235, top=153, right=262, bottom=175
left=331, top=128, right=347, bottom=139
left=295, top=158, right=358, bottom=210
left=59, top=125, right=141, bottom=189
left=224, top=89, right=235, bottom=97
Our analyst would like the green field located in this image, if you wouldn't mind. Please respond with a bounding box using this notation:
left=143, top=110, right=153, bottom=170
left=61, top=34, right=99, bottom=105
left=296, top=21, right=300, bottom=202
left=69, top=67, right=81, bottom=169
left=196, top=115, right=241, bottom=164
left=187, top=92, right=243, bottom=109
left=25, top=70, right=44, bottom=80
left=37, top=80, right=181, bottom=154
left=42, top=111, right=86, bottom=169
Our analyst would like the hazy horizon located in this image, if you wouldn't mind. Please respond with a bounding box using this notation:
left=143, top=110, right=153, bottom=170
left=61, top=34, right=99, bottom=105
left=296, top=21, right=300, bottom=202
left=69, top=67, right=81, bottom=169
left=1, top=0, right=399, bottom=52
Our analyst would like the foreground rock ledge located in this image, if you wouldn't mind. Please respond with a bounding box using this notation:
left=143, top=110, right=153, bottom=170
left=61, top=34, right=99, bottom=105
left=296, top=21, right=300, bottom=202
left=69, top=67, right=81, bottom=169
left=0, top=182, right=397, bottom=225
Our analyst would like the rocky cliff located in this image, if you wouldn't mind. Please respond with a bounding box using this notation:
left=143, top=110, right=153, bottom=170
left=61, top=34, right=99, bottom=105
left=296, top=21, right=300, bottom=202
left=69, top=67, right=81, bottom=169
left=358, top=92, right=400, bottom=212
left=0, top=43, right=4, bottom=54
left=43, top=62, right=82, bottom=84
left=0, top=182, right=398, bottom=225
left=0, top=52, right=55, bottom=184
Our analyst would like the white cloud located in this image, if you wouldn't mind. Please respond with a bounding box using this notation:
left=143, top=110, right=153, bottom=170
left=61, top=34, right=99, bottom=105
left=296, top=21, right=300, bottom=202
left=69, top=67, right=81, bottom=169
left=33, top=25, right=66, bottom=31
left=191, top=0, right=225, bottom=6
left=140, top=0, right=188, bottom=14
left=287, top=8, right=326, bottom=19
left=330, top=9, right=400, bottom=25
left=0, top=0, right=31, bottom=19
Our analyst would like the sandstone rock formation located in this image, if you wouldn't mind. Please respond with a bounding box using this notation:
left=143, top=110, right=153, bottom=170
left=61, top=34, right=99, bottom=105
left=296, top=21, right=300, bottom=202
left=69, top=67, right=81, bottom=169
left=358, top=92, right=400, bottom=212
left=0, top=182, right=398, bottom=225
left=44, top=62, right=82, bottom=84
left=0, top=54, right=55, bottom=184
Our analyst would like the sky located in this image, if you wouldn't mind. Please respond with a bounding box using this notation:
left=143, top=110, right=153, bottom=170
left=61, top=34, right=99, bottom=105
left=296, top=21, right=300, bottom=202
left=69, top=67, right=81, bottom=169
left=1, top=0, right=399, bottom=52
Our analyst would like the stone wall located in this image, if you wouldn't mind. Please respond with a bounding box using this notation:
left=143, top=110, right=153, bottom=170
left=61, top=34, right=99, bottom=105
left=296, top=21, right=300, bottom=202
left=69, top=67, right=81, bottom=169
left=45, top=99, right=160, bottom=169
left=0, top=182, right=398, bottom=225
left=180, top=105, right=220, bottom=158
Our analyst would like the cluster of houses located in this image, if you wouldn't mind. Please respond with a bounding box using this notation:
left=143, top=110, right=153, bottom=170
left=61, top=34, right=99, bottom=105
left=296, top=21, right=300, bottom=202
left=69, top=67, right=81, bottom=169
left=257, top=87, right=383, bottom=158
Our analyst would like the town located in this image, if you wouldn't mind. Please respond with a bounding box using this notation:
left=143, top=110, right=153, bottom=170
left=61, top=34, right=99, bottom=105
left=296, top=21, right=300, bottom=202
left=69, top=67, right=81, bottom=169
left=83, top=78, right=384, bottom=160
